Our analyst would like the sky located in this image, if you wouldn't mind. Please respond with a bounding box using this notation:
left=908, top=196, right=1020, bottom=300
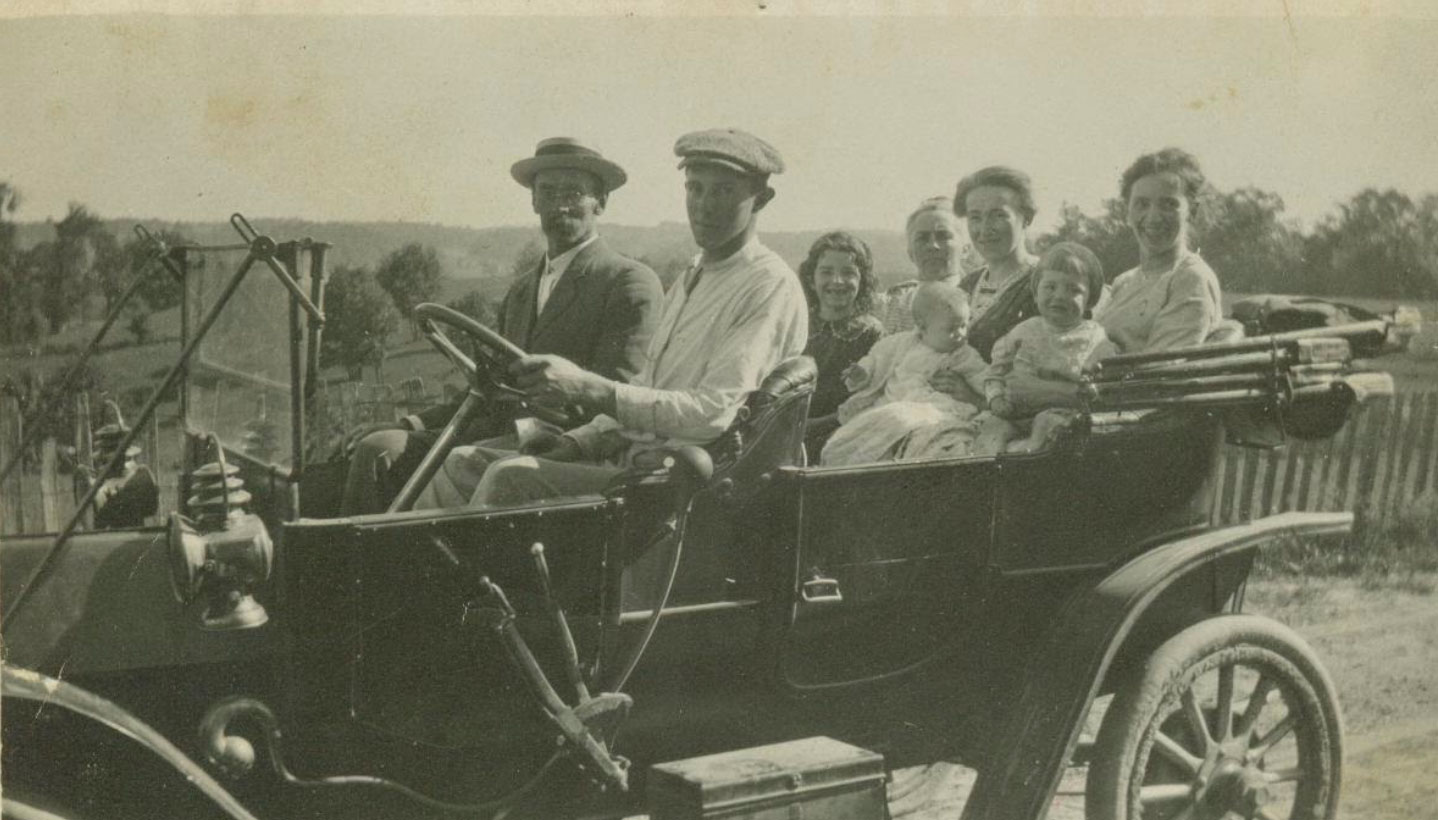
left=2, top=3, right=1437, bottom=235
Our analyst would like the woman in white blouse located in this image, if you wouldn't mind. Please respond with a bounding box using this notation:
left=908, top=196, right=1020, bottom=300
left=1095, top=148, right=1229, bottom=353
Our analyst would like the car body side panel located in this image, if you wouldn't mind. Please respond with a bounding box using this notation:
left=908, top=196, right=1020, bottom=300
left=278, top=499, right=621, bottom=797
left=991, top=412, right=1222, bottom=573
left=775, top=458, right=996, bottom=689
left=1, top=528, right=276, bottom=674
left=959, top=511, right=1354, bottom=820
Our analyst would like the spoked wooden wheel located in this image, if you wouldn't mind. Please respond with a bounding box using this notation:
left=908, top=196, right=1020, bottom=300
left=1086, top=615, right=1342, bottom=820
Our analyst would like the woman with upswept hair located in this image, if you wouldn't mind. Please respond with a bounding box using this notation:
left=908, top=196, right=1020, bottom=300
left=953, top=165, right=1043, bottom=361
left=1095, top=147, right=1233, bottom=353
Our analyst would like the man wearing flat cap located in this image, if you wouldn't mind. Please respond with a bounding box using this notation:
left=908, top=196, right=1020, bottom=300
left=341, top=138, right=662, bottom=514
left=416, top=128, right=808, bottom=508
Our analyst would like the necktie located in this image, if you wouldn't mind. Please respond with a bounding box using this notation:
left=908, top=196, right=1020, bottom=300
left=536, top=257, right=556, bottom=313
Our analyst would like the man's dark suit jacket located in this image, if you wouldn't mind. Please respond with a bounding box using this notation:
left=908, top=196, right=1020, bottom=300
left=412, top=238, right=663, bottom=435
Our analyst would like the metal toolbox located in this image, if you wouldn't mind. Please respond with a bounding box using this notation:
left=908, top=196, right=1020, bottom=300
left=647, top=736, right=887, bottom=820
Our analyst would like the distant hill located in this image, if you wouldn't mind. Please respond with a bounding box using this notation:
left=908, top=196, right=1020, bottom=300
left=14, top=218, right=919, bottom=299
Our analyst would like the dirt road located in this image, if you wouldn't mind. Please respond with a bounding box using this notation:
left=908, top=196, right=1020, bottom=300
left=889, top=574, right=1438, bottom=819
left=1250, top=575, right=1438, bottom=819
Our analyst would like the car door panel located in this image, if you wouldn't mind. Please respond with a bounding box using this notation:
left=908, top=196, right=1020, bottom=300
left=776, top=458, right=996, bottom=690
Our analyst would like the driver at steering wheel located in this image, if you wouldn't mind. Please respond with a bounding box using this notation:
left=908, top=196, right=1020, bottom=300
left=340, top=138, right=663, bottom=514
left=413, top=129, right=808, bottom=508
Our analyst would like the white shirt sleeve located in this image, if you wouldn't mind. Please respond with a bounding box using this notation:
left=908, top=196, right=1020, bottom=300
left=612, top=275, right=806, bottom=442
left=1145, top=257, right=1221, bottom=353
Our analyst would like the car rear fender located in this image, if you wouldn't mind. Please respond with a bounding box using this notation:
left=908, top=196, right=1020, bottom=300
left=959, top=510, right=1353, bottom=820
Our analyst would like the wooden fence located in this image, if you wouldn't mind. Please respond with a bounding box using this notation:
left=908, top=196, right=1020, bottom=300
left=319, top=376, right=456, bottom=429
left=0, top=393, right=178, bottom=536
left=0, top=377, right=453, bottom=536
left=1211, top=390, right=1438, bottom=525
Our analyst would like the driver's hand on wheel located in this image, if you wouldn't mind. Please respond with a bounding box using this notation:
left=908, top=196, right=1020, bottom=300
left=518, top=431, right=582, bottom=462
left=510, top=354, right=617, bottom=416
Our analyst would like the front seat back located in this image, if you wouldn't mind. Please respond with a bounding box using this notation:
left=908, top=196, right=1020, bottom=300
left=705, top=356, right=817, bottom=499
left=616, top=356, right=817, bottom=611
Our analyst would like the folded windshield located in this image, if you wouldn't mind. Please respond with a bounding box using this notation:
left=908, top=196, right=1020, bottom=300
left=188, top=243, right=309, bottom=471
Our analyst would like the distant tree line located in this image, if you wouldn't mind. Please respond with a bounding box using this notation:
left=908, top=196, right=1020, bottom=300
left=0, top=189, right=191, bottom=348
left=0, top=183, right=504, bottom=385
left=5, top=179, right=1435, bottom=379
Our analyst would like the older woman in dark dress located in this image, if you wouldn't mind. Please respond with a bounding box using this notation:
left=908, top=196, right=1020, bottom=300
left=797, top=231, right=885, bottom=459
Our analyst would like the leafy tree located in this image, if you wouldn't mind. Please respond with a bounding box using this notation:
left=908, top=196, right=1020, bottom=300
left=321, top=265, right=399, bottom=380
left=6, top=242, right=52, bottom=345
left=112, top=228, right=190, bottom=313
left=375, top=243, right=443, bottom=337
left=1304, top=189, right=1438, bottom=299
left=1200, top=187, right=1306, bottom=294
left=1037, top=199, right=1135, bottom=283
left=447, top=289, right=497, bottom=328
left=0, top=182, right=39, bottom=345
left=39, top=204, right=121, bottom=333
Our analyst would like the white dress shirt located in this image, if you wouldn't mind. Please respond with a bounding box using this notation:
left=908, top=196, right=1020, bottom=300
left=567, top=237, right=809, bottom=463
left=535, top=234, right=599, bottom=314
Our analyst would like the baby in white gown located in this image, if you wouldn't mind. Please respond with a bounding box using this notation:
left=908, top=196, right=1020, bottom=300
left=821, top=283, right=987, bottom=465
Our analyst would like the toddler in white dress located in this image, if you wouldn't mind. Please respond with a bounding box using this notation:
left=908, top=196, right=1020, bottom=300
left=975, top=242, right=1116, bottom=454
left=821, top=282, right=987, bottom=465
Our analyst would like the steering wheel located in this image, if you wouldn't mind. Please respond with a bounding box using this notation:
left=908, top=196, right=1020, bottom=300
left=413, top=303, right=577, bottom=428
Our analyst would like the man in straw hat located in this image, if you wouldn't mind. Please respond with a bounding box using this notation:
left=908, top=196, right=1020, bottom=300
left=341, top=137, right=662, bottom=514
left=416, top=128, right=808, bottom=508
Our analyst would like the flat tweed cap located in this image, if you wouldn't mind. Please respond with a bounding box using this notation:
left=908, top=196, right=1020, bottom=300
left=674, top=128, right=785, bottom=177
left=511, top=137, right=627, bottom=192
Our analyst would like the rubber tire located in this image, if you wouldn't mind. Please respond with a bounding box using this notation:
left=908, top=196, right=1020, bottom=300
left=1086, top=614, right=1342, bottom=820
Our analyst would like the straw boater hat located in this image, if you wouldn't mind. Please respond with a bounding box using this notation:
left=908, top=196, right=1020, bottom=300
left=510, top=137, right=628, bottom=192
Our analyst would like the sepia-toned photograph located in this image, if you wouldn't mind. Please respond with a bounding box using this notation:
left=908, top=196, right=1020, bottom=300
left=2, top=2, right=1436, bottom=818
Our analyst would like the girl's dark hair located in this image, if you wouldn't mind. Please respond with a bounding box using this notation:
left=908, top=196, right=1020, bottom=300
left=1119, top=147, right=1208, bottom=218
left=797, top=231, right=879, bottom=316
left=1033, top=241, right=1105, bottom=310
left=954, top=166, right=1037, bottom=226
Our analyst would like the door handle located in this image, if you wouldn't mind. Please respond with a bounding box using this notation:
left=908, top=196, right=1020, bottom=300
left=800, top=574, right=843, bottom=604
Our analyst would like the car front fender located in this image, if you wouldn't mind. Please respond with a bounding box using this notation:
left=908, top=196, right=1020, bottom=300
left=1, top=663, right=260, bottom=820
left=960, top=510, right=1353, bottom=820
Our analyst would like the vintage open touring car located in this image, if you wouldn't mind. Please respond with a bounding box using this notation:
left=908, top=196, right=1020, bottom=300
left=0, top=218, right=1415, bottom=820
